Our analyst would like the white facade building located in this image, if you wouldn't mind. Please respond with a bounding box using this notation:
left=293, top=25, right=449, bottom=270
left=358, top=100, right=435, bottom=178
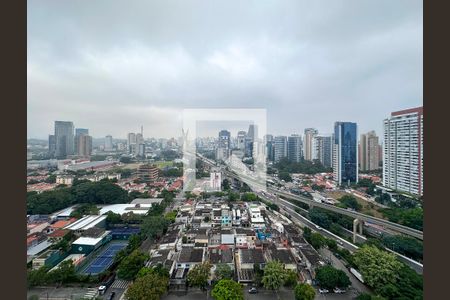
left=383, top=107, right=423, bottom=196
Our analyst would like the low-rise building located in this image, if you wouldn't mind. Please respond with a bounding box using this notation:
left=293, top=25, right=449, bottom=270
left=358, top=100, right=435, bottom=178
left=56, top=175, right=75, bottom=185
left=32, top=249, right=64, bottom=270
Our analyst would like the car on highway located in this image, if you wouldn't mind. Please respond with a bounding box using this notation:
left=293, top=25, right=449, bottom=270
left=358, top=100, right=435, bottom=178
left=319, top=288, right=329, bottom=294
left=333, top=288, right=346, bottom=294
left=248, top=287, right=258, bottom=294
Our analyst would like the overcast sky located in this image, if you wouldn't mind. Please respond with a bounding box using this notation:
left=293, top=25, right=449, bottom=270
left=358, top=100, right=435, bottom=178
left=27, top=0, right=422, bottom=140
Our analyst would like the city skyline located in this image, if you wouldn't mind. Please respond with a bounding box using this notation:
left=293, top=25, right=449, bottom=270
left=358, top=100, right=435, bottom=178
left=28, top=0, right=422, bottom=139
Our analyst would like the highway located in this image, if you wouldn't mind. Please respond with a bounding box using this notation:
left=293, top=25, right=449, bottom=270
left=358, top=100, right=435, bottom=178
left=259, top=192, right=423, bottom=273
left=194, top=153, right=424, bottom=273
left=194, top=153, right=423, bottom=240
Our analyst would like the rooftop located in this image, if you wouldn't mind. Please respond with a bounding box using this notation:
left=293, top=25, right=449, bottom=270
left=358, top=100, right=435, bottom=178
left=178, top=247, right=204, bottom=263
left=240, top=248, right=265, bottom=264
left=209, top=247, right=233, bottom=264
left=130, top=198, right=164, bottom=205
left=64, top=215, right=107, bottom=231
left=99, top=204, right=151, bottom=215
left=72, top=231, right=110, bottom=246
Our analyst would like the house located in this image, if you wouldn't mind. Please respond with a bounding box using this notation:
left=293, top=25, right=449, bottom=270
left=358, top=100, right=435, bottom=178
left=236, top=248, right=266, bottom=283
left=298, top=244, right=325, bottom=278
left=175, top=211, right=191, bottom=224
left=208, top=245, right=234, bottom=279
left=56, top=175, right=75, bottom=185
left=283, top=224, right=300, bottom=239
left=265, top=245, right=298, bottom=271
left=237, top=248, right=265, bottom=269
left=221, top=209, right=232, bottom=228
left=221, top=230, right=235, bottom=247
left=208, top=230, right=221, bottom=249
left=171, top=247, right=205, bottom=285
left=194, top=232, right=209, bottom=248
left=48, top=229, right=70, bottom=242
left=212, top=209, right=222, bottom=227
left=147, top=249, right=175, bottom=275
left=159, top=228, right=180, bottom=250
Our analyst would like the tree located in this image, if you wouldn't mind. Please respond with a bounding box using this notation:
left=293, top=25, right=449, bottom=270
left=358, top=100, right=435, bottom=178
left=309, top=209, right=332, bottom=229
left=325, top=238, right=338, bottom=252
left=294, top=283, right=315, bottom=300
left=164, top=210, right=178, bottom=223
left=228, top=192, right=239, bottom=202
left=353, top=246, right=402, bottom=292
left=119, top=156, right=132, bottom=163
left=117, top=250, right=149, bottom=280
left=222, top=179, right=231, bottom=191
left=105, top=211, right=122, bottom=225
left=338, top=195, right=362, bottom=211
left=356, top=294, right=386, bottom=300
left=278, top=171, right=292, bottom=182
left=309, top=232, right=327, bottom=249
left=70, top=203, right=100, bottom=218
left=137, top=265, right=170, bottom=279
left=45, top=174, right=56, bottom=183
left=215, top=264, right=233, bottom=281
left=253, top=263, right=264, bottom=287
left=315, top=265, right=351, bottom=290
left=47, top=260, right=77, bottom=285
left=125, top=272, right=169, bottom=300
left=141, top=216, right=170, bottom=240
left=241, top=192, right=257, bottom=202
left=27, top=266, right=51, bottom=287
left=211, top=279, right=243, bottom=300
left=261, top=260, right=286, bottom=291
left=284, top=269, right=298, bottom=287
left=187, top=262, right=212, bottom=289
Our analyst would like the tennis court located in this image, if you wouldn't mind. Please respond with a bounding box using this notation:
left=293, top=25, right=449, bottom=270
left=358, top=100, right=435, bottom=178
left=80, top=242, right=128, bottom=275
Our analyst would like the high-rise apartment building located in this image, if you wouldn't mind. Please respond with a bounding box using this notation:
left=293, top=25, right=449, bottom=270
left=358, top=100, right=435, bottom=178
left=138, top=164, right=159, bottom=183
left=75, top=134, right=92, bottom=157
left=54, top=121, right=74, bottom=159
left=383, top=107, right=423, bottom=196
left=127, top=133, right=136, bottom=154
left=333, top=122, right=358, bottom=185
left=105, top=135, right=113, bottom=151
left=217, top=130, right=231, bottom=161
left=74, top=128, right=89, bottom=155
left=48, top=135, right=56, bottom=158
left=287, top=134, right=302, bottom=163
left=314, top=135, right=333, bottom=168
left=245, top=125, right=258, bottom=158
left=304, top=128, right=318, bottom=161
left=264, top=134, right=274, bottom=162
left=75, top=128, right=89, bottom=136
left=237, top=131, right=247, bottom=151
left=360, top=131, right=380, bottom=171
left=274, top=136, right=287, bottom=163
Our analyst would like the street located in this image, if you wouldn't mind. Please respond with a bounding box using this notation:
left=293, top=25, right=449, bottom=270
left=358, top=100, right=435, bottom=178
left=318, top=248, right=371, bottom=296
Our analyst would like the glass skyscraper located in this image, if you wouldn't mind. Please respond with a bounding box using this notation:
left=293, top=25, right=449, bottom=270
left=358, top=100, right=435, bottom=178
left=54, top=121, right=74, bottom=159
left=333, top=122, right=358, bottom=185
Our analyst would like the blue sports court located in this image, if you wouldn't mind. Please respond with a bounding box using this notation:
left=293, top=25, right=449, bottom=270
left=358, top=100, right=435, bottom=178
left=80, top=242, right=128, bottom=275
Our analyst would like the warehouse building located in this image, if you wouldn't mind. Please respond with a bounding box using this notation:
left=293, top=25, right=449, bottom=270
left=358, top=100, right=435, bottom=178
left=64, top=215, right=106, bottom=235
left=71, top=230, right=111, bottom=255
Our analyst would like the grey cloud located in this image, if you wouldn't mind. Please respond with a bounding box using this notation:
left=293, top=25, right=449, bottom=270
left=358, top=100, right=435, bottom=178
left=27, top=0, right=422, bottom=139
